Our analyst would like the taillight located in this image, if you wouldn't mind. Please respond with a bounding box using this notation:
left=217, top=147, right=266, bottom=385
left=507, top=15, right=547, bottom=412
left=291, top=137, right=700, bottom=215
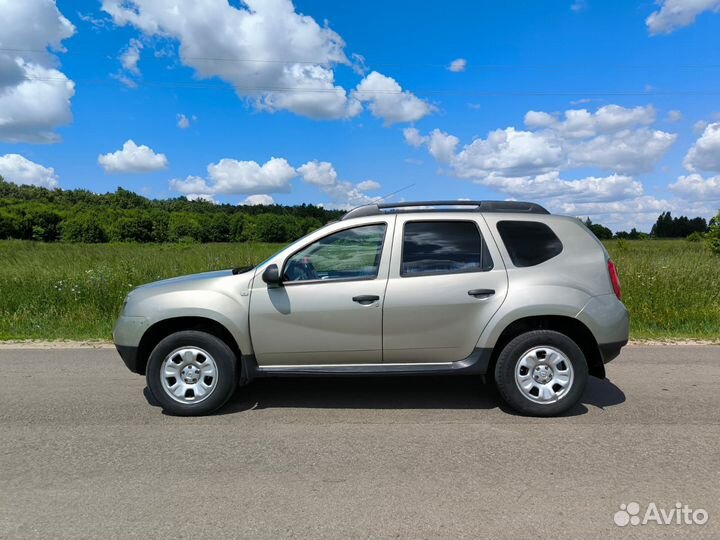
left=608, top=260, right=622, bottom=300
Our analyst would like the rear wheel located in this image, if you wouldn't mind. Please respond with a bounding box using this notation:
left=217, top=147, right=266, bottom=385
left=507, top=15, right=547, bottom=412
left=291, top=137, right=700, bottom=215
left=494, top=330, right=588, bottom=416
left=146, top=330, right=238, bottom=416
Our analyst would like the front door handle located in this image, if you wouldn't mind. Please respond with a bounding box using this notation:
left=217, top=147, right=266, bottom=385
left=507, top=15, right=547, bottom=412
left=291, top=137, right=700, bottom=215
left=353, top=295, right=380, bottom=305
left=468, top=289, right=495, bottom=298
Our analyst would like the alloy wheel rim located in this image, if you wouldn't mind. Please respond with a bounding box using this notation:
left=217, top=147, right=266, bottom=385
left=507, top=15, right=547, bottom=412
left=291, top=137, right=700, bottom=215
left=514, top=346, right=574, bottom=404
left=160, top=347, right=218, bottom=404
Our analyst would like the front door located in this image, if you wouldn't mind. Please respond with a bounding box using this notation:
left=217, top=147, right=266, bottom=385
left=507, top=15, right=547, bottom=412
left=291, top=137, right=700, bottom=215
left=249, top=220, right=393, bottom=365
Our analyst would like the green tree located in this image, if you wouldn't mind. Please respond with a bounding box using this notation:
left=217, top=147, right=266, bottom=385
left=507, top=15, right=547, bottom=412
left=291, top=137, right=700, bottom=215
left=0, top=210, right=21, bottom=239
left=583, top=218, right=612, bottom=240
left=707, top=210, right=720, bottom=255
left=168, top=213, right=203, bottom=242
left=113, top=213, right=155, bottom=242
left=0, top=177, right=340, bottom=244
left=201, top=214, right=231, bottom=243
left=246, top=213, right=297, bottom=242
left=229, top=213, right=249, bottom=242
left=61, top=214, right=108, bottom=243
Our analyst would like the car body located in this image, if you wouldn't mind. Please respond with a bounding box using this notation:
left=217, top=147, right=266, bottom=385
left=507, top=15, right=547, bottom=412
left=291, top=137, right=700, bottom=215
left=114, top=200, right=629, bottom=416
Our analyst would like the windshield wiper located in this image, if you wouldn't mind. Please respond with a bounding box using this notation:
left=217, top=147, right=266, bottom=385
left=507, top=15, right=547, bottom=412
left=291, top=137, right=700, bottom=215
left=232, top=265, right=255, bottom=275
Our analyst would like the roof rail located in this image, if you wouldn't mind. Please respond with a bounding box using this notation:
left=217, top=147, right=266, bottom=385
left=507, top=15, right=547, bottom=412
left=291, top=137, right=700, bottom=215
left=341, top=200, right=549, bottom=220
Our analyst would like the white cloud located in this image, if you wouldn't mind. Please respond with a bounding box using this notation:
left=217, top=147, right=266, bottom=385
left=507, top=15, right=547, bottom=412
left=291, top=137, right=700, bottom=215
left=670, top=173, right=720, bottom=200
left=404, top=104, right=681, bottom=230
left=550, top=195, right=673, bottom=231
left=568, top=128, right=676, bottom=174
left=403, top=127, right=426, bottom=148
left=100, top=0, right=365, bottom=120
left=171, top=176, right=210, bottom=195
left=169, top=156, right=380, bottom=207
left=693, top=120, right=708, bottom=134
left=646, top=0, right=720, bottom=34
left=524, top=105, right=656, bottom=138
left=298, top=160, right=381, bottom=207
left=684, top=122, right=720, bottom=172
left=666, top=110, right=683, bottom=122
left=120, top=38, right=143, bottom=75
left=354, top=71, right=434, bottom=125
left=0, top=0, right=76, bottom=143
left=98, top=140, right=169, bottom=173
left=0, top=154, right=59, bottom=188
left=410, top=105, right=675, bottom=181
left=451, top=127, right=563, bottom=177
left=479, top=172, right=643, bottom=203
left=176, top=113, right=192, bottom=129
left=448, top=58, right=467, bottom=72
left=427, top=129, right=461, bottom=164
left=571, top=0, right=587, bottom=13
left=295, top=160, right=337, bottom=186
left=241, top=194, right=275, bottom=206
left=258, top=64, right=362, bottom=120
left=356, top=180, right=380, bottom=191
left=171, top=157, right=296, bottom=196
left=78, top=12, right=112, bottom=30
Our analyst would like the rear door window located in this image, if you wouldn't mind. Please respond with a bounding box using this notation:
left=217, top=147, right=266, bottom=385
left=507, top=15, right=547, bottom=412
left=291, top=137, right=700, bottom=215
left=401, top=220, right=493, bottom=276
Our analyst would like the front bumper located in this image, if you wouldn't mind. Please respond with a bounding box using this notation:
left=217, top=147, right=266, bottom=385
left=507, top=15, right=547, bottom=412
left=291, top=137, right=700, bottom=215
left=116, top=344, right=143, bottom=373
left=113, top=315, right=149, bottom=374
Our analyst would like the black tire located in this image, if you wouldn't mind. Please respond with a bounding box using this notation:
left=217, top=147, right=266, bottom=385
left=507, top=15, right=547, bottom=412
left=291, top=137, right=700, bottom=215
left=494, top=330, right=588, bottom=417
left=146, top=330, right=238, bottom=416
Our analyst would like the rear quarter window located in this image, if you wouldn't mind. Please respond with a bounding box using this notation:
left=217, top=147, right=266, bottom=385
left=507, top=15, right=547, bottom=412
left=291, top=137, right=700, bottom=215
left=496, top=220, right=563, bottom=267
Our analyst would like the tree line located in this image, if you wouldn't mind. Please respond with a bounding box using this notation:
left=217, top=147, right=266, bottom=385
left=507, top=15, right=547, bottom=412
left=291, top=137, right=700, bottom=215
left=585, top=212, right=714, bottom=241
left=0, top=179, right=342, bottom=244
left=1, top=177, right=718, bottom=247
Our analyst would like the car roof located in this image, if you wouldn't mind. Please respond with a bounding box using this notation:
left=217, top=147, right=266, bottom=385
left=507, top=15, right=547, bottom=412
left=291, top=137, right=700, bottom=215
left=341, top=200, right=550, bottom=221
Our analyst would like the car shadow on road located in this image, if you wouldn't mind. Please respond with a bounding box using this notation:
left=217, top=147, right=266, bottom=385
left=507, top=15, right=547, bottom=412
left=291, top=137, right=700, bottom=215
left=144, top=375, right=625, bottom=416
left=186, top=374, right=625, bottom=416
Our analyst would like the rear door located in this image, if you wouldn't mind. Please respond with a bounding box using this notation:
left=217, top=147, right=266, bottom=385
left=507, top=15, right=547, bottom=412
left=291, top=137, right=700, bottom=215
left=382, top=215, right=508, bottom=363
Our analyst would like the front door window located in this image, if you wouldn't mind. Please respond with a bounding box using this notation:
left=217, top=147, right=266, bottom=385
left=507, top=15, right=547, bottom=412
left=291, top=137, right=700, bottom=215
left=283, top=224, right=387, bottom=283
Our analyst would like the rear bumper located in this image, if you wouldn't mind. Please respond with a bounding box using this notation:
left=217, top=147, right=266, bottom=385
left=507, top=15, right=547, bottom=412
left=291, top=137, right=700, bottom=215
left=599, top=339, right=627, bottom=364
left=576, top=293, right=630, bottom=347
left=116, top=344, right=143, bottom=374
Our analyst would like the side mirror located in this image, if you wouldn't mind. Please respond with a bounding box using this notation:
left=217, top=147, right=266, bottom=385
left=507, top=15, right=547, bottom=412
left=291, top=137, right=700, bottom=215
left=262, top=264, right=282, bottom=286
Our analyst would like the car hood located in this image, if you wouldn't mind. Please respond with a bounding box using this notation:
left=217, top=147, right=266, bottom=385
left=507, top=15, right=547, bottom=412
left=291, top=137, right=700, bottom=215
left=128, top=266, right=257, bottom=298
left=135, top=269, right=237, bottom=291
left=122, top=266, right=257, bottom=318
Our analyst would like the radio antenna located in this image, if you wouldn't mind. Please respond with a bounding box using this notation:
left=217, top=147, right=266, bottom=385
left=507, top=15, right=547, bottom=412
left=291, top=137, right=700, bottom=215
left=375, top=183, right=416, bottom=203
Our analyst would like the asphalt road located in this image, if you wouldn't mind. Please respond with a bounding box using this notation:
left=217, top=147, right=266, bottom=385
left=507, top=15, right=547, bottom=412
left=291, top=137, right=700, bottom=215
left=1, top=346, right=719, bottom=540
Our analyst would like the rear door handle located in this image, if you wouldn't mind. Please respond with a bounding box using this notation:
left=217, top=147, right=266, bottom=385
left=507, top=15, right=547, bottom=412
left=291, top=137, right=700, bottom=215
left=468, top=289, right=495, bottom=298
left=352, top=295, right=380, bottom=305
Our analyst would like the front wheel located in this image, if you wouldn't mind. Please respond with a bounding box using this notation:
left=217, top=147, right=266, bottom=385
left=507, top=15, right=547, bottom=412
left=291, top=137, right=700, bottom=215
left=146, top=330, right=238, bottom=416
left=494, top=330, right=588, bottom=417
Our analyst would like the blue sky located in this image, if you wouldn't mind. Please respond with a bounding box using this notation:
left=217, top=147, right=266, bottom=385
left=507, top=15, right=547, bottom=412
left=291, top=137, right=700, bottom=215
left=1, top=0, right=720, bottom=230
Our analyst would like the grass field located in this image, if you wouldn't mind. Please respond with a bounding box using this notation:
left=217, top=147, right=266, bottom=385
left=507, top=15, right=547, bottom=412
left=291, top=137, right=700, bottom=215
left=0, top=241, right=279, bottom=340
left=0, top=239, right=718, bottom=340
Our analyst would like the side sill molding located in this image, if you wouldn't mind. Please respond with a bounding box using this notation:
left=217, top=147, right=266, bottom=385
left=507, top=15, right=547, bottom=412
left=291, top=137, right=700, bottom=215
left=240, top=348, right=491, bottom=381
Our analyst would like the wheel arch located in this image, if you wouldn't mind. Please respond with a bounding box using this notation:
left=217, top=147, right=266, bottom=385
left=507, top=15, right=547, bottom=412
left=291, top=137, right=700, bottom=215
left=488, top=315, right=605, bottom=379
left=135, top=317, right=242, bottom=375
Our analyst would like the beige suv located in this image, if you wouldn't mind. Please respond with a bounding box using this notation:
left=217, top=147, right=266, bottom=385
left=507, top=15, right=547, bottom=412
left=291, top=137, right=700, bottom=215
left=114, top=201, right=629, bottom=417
